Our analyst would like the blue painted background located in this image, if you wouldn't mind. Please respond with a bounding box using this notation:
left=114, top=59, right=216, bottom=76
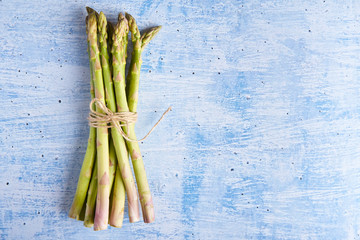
left=1, top=0, right=360, bottom=239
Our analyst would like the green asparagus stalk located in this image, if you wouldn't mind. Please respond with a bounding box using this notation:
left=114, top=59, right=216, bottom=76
left=83, top=159, right=97, bottom=227
left=82, top=10, right=116, bottom=228
left=108, top=139, right=117, bottom=194
left=88, top=13, right=110, bottom=231
left=107, top=22, right=115, bottom=75
left=123, top=15, right=129, bottom=63
left=108, top=139, right=118, bottom=225
left=125, top=13, right=161, bottom=101
left=68, top=16, right=97, bottom=221
left=84, top=138, right=117, bottom=228
left=108, top=138, right=118, bottom=220
left=109, top=166, right=126, bottom=227
left=98, top=12, right=117, bottom=192
left=124, top=13, right=161, bottom=223
left=78, top=197, right=87, bottom=221
left=105, top=18, right=127, bottom=228
left=100, top=11, right=140, bottom=223
left=98, top=12, right=116, bottom=112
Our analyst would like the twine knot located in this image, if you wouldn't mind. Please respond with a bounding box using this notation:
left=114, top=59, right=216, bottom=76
left=88, top=98, right=171, bottom=142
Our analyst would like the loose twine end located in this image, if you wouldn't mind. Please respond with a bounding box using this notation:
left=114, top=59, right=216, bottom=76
left=88, top=98, right=171, bottom=142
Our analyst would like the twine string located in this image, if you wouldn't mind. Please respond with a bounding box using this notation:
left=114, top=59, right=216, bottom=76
left=88, top=98, right=171, bottom=142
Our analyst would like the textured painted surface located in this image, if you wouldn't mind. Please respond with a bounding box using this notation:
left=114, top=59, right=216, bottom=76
left=1, top=0, right=360, bottom=239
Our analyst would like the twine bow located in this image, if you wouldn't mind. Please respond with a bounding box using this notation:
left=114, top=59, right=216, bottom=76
left=88, top=98, right=171, bottom=142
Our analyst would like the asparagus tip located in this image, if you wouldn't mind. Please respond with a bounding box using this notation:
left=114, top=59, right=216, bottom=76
left=118, top=12, right=125, bottom=21
left=125, top=12, right=140, bottom=41
left=86, top=7, right=99, bottom=19
left=86, top=6, right=95, bottom=14
left=112, top=15, right=128, bottom=50
left=141, top=25, right=162, bottom=49
left=98, top=12, right=108, bottom=43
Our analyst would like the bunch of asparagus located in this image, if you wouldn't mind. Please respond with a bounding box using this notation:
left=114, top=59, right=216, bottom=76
left=68, top=7, right=161, bottom=231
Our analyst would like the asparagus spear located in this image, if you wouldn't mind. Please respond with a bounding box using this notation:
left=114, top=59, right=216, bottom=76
left=100, top=15, right=127, bottom=227
left=108, top=139, right=118, bottom=221
left=107, top=21, right=115, bottom=76
left=83, top=137, right=117, bottom=228
left=123, top=13, right=161, bottom=223
left=88, top=13, right=110, bottom=231
left=108, top=139, right=118, bottom=194
left=83, top=159, right=97, bottom=227
left=98, top=12, right=116, bottom=112
left=112, top=14, right=141, bottom=223
left=68, top=16, right=97, bottom=221
left=109, top=166, right=126, bottom=228
left=98, top=13, right=118, bottom=193
left=100, top=11, right=140, bottom=223
left=76, top=10, right=117, bottom=228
